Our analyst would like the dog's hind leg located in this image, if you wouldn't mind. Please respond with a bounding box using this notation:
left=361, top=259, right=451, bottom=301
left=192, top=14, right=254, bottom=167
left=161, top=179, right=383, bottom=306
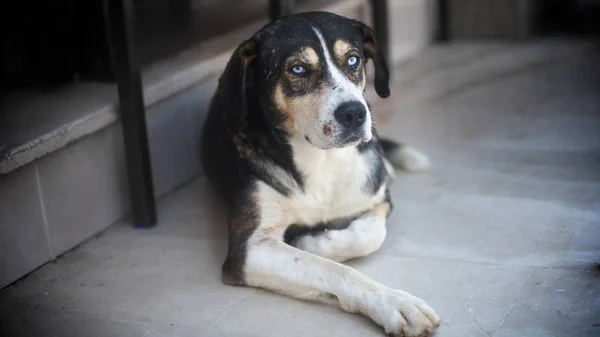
left=379, top=138, right=431, bottom=173
left=291, top=202, right=390, bottom=262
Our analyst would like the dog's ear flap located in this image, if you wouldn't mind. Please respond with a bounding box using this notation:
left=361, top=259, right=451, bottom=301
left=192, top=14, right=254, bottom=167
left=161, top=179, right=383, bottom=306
left=354, top=21, right=390, bottom=98
left=219, top=38, right=258, bottom=119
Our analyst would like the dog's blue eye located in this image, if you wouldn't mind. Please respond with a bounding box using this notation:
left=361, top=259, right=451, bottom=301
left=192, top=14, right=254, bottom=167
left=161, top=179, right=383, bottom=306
left=347, top=56, right=358, bottom=66
left=291, top=65, right=306, bottom=74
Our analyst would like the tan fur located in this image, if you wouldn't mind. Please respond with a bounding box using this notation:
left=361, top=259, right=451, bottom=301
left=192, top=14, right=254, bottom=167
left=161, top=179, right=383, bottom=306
left=333, top=39, right=353, bottom=57
left=333, top=39, right=365, bottom=90
left=371, top=201, right=391, bottom=218
left=272, top=47, right=332, bottom=134
left=273, top=83, right=327, bottom=134
left=299, top=47, right=319, bottom=66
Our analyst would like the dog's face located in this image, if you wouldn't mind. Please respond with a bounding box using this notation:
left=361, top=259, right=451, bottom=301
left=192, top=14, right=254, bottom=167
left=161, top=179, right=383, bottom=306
left=267, top=26, right=372, bottom=149
left=228, top=12, right=389, bottom=149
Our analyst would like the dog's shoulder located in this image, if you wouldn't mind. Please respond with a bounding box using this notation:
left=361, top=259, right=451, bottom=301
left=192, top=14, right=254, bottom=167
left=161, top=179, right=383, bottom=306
left=202, top=88, right=305, bottom=205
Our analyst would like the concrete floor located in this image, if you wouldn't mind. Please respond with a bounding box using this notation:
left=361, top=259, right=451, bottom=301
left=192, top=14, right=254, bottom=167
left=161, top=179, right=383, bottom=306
left=1, top=39, right=600, bottom=337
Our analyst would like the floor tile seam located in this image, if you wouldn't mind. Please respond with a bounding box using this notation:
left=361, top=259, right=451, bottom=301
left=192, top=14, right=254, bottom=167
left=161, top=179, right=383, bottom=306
left=377, top=250, right=573, bottom=270
left=204, top=289, right=256, bottom=330
left=492, top=267, right=535, bottom=336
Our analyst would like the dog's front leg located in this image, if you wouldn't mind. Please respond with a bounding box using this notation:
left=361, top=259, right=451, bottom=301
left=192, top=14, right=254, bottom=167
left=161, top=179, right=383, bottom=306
left=244, top=231, right=440, bottom=337
left=293, top=202, right=390, bottom=262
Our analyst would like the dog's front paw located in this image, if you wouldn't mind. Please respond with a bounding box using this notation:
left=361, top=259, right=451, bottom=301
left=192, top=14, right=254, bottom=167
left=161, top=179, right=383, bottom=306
left=366, top=288, right=440, bottom=337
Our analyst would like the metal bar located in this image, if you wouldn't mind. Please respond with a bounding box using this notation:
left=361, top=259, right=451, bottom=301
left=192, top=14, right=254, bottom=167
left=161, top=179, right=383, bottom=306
left=371, top=0, right=390, bottom=70
left=437, top=0, right=450, bottom=42
left=105, top=0, right=157, bottom=228
left=269, top=0, right=295, bottom=21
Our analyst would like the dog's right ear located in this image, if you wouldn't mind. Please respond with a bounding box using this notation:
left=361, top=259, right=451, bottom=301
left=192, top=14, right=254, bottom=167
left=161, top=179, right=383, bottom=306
left=219, top=38, right=259, bottom=120
left=353, top=21, right=390, bottom=98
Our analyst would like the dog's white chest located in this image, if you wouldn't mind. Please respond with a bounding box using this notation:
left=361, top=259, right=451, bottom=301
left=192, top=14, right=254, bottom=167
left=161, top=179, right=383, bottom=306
left=255, top=139, right=385, bottom=229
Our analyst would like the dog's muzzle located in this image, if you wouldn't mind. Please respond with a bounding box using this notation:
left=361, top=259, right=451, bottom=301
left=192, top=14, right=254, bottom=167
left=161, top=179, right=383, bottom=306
left=334, top=101, right=369, bottom=145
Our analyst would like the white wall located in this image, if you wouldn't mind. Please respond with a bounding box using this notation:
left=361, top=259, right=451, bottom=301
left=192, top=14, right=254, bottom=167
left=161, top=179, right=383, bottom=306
left=388, top=0, right=438, bottom=64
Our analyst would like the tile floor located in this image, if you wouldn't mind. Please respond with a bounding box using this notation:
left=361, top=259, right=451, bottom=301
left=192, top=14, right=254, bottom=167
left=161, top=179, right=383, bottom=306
left=2, top=39, right=600, bottom=337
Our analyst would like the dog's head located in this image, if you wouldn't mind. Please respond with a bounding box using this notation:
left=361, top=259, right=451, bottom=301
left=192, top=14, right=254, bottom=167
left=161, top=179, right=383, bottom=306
left=222, top=11, right=389, bottom=149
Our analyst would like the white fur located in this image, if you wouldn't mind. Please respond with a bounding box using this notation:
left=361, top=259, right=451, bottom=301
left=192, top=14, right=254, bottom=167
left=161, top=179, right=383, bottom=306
left=256, top=135, right=383, bottom=227
left=245, top=233, right=440, bottom=336
left=392, top=146, right=431, bottom=173
left=241, top=135, right=439, bottom=336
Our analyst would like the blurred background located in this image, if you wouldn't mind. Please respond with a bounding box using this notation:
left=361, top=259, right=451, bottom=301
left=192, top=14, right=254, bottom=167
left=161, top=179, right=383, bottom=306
left=0, top=1, right=599, bottom=336
left=2, top=0, right=600, bottom=89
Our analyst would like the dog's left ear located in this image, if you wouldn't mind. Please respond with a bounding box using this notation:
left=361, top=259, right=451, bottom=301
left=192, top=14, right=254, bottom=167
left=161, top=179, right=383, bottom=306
left=219, top=38, right=259, bottom=119
left=354, top=21, right=390, bottom=98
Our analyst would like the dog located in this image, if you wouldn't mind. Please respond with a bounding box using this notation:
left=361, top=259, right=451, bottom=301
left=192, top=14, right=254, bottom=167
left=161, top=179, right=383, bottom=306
left=200, top=11, right=439, bottom=337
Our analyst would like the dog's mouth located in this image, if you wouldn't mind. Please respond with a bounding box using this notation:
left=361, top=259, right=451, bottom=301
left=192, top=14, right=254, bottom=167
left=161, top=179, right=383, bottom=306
left=339, top=134, right=362, bottom=146
left=305, top=131, right=366, bottom=149
left=337, top=129, right=367, bottom=147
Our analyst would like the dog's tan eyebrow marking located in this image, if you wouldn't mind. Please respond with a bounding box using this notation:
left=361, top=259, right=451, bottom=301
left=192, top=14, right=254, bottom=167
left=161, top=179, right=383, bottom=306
left=287, top=47, right=319, bottom=65
left=301, top=47, right=319, bottom=64
left=333, top=40, right=353, bottom=58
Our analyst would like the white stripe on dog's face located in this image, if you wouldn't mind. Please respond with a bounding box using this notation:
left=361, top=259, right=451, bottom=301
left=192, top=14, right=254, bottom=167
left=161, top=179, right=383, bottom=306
left=271, top=28, right=373, bottom=150
left=311, top=28, right=372, bottom=147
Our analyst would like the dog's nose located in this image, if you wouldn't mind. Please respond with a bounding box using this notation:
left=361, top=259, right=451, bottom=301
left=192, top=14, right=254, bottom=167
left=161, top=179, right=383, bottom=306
left=334, top=102, right=367, bottom=129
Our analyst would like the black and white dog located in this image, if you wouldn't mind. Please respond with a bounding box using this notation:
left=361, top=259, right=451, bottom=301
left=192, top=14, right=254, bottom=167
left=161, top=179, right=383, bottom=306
left=201, top=11, right=439, bottom=337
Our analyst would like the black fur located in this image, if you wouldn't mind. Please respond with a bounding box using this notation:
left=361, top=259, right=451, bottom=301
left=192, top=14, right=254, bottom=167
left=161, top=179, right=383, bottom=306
left=283, top=211, right=367, bottom=245
left=379, top=138, right=403, bottom=161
